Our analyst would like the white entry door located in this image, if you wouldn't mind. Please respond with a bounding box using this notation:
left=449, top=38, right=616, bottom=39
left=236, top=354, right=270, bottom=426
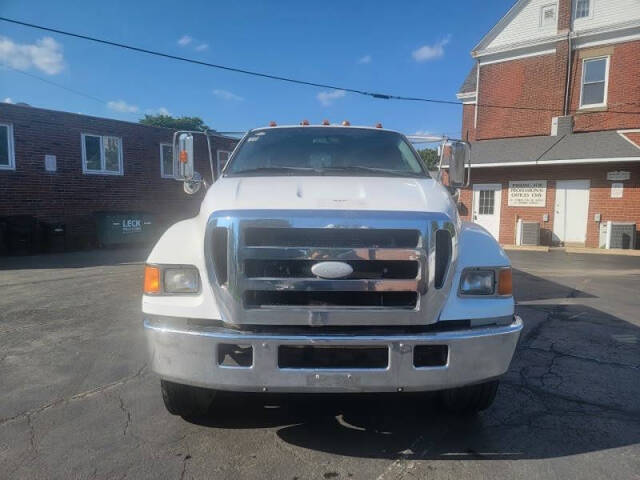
left=553, top=180, right=590, bottom=245
left=472, top=184, right=502, bottom=241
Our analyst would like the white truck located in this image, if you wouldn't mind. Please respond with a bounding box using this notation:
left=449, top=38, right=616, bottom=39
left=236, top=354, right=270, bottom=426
left=142, top=123, right=522, bottom=417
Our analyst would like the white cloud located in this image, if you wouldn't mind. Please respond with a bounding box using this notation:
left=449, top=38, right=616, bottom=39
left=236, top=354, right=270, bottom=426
left=412, top=35, right=451, bottom=62
left=177, top=35, right=193, bottom=46
left=3, top=97, right=14, bottom=104
left=145, top=106, right=171, bottom=116
left=0, top=36, right=65, bottom=75
left=357, top=54, right=372, bottom=64
left=195, top=43, right=209, bottom=51
left=212, top=89, right=244, bottom=101
left=316, top=89, right=346, bottom=107
left=107, top=99, right=139, bottom=113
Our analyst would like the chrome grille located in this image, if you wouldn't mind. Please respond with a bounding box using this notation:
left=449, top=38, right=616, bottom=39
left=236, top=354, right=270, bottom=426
left=205, top=210, right=456, bottom=326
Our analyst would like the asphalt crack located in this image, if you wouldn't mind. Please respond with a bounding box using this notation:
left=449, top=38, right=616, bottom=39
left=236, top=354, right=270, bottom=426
left=0, top=363, right=147, bottom=427
left=118, top=395, right=132, bottom=438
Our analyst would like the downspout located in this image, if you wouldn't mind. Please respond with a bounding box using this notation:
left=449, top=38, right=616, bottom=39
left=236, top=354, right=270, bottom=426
left=563, top=22, right=573, bottom=115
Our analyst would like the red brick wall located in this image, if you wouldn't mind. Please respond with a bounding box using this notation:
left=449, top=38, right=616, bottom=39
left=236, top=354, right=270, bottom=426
left=0, top=104, right=237, bottom=248
left=461, top=104, right=476, bottom=141
left=473, top=38, right=640, bottom=140
left=571, top=41, right=640, bottom=132
left=475, top=44, right=567, bottom=140
left=457, top=163, right=640, bottom=247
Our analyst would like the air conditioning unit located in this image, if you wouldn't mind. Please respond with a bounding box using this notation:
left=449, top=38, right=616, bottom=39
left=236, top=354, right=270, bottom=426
left=600, top=221, right=636, bottom=249
left=516, top=219, right=541, bottom=246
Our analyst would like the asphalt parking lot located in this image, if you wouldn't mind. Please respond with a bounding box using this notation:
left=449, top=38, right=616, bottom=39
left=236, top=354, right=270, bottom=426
left=1, top=249, right=639, bottom=479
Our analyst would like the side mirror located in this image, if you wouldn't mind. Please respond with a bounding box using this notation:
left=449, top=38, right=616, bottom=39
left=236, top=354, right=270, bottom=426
left=447, top=141, right=469, bottom=188
left=177, top=133, right=194, bottom=181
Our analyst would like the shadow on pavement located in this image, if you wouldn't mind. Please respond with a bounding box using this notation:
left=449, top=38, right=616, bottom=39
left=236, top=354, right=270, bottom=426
left=0, top=246, right=150, bottom=270
left=513, top=268, right=596, bottom=301
left=185, top=267, right=639, bottom=461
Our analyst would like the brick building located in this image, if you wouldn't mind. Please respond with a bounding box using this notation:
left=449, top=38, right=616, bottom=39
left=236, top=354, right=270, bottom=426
left=0, top=103, right=238, bottom=251
left=456, top=0, right=640, bottom=248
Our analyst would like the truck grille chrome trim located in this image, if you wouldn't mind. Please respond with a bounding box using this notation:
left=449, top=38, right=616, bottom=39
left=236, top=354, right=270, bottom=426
left=204, top=210, right=457, bottom=326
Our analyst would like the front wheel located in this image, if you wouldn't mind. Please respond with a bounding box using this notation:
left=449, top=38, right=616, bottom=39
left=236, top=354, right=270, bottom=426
left=440, top=380, right=499, bottom=413
left=161, top=380, right=216, bottom=417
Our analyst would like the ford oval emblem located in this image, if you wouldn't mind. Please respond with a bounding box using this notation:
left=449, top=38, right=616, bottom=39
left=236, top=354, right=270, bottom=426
left=311, top=261, right=353, bottom=279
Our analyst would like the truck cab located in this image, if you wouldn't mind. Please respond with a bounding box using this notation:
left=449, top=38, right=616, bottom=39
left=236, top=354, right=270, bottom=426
left=142, top=124, right=522, bottom=417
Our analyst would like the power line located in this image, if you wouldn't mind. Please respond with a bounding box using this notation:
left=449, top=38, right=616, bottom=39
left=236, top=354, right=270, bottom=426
left=3, top=63, right=110, bottom=106
left=1, top=16, right=639, bottom=115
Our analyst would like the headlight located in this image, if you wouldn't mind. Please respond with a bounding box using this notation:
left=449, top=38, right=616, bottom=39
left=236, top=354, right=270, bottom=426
left=459, top=267, right=512, bottom=296
left=164, top=267, right=200, bottom=293
left=460, top=269, right=495, bottom=295
left=144, top=265, right=200, bottom=295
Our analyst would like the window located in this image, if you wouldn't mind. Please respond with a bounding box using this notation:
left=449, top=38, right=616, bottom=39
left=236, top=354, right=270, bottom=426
left=540, top=4, right=556, bottom=27
left=0, top=123, right=15, bottom=170
left=575, top=0, right=591, bottom=19
left=226, top=128, right=427, bottom=178
left=478, top=190, right=495, bottom=215
left=580, top=57, right=609, bottom=108
left=160, top=143, right=174, bottom=178
left=81, top=134, right=123, bottom=175
left=217, top=150, right=231, bottom=175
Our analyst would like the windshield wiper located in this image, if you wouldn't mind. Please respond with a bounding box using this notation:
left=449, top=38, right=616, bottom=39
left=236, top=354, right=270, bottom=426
left=322, top=166, right=423, bottom=177
left=229, top=166, right=319, bottom=176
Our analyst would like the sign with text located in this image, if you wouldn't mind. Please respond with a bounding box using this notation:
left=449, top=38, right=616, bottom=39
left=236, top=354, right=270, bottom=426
left=508, top=180, right=547, bottom=207
left=607, top=171, right=630, bottom=181
left=611, top=183, right=624, bottom=198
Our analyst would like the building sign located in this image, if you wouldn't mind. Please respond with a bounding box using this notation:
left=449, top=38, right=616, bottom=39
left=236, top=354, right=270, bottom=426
left=611, top=183, right=624, bottom=198
left=508, top=180, right=547, bottom=207
left=607, top=171, right=630, bottom=181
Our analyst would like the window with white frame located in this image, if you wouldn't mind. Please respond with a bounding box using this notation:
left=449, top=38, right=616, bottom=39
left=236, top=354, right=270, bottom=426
left=0, top=123, right=15, bottom=170
left=160, top=143, right=174, bottom=178
left=580, top=57, right=609, bottom=108
left=81, top=133, right=123, bottom=174
left=575, top=0, right=591, bottom=19
left=540, top=4, right=556, bottom=27
left=217, top=150, right=231, bottom=176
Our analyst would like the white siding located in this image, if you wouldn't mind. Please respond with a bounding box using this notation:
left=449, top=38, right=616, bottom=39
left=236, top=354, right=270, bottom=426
left=573, top=0, right=640, bottom=32
left=486, top=0, right=559, bottom=50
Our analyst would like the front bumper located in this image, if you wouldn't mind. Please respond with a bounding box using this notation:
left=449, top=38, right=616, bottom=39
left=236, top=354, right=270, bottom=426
left=144, top=316, right=522, bottom=393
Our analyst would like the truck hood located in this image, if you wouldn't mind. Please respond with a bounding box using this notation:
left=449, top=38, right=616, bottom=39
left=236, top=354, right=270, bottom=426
left=199, top=176, right=456, bottom=217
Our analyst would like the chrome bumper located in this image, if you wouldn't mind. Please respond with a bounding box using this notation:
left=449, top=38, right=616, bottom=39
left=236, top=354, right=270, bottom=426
left=144, top=316, right=523, bottom=393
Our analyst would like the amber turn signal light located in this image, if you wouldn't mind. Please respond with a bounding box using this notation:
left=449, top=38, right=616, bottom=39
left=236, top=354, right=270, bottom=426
left=498, top=268, right=513, bottom=296
left=144, top=265, right=161, bottom=294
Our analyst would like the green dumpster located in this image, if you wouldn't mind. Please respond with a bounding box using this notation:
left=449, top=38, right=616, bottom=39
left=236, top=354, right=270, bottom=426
left=95, top=212, right=157, bottom=247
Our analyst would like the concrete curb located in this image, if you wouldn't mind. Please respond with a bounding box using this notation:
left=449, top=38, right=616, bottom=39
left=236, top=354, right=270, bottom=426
left=565, top=247, right=640, bottom=257
left=502, top=245, right=550, bottom=252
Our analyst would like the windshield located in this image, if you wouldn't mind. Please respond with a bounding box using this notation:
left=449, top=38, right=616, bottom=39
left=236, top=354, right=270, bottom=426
left=225, top=127, right=429, bottom=177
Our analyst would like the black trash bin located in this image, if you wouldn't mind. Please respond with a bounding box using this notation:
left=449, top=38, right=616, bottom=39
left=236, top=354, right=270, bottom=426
left=43, top=223, right=66, bottom=253
left=4, top=215, right=40, bottom=255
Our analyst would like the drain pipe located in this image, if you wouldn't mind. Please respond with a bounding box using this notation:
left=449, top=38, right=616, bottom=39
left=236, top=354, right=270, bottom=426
left=563, top=29, right=573, bottom=116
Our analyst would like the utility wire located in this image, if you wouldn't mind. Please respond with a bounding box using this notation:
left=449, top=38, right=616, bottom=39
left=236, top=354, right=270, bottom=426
left=1, top=16, right=638, bottom=115
left=3, top=63, right=110, bottom=106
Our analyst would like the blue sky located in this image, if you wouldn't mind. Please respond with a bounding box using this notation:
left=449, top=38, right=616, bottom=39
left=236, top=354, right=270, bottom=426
left=1, top=0, right=513, bottom=137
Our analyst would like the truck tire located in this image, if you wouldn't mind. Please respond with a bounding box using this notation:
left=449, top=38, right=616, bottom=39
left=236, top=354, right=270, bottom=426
left=440, top=380, right=499, bottom=413
left=161, top=380, right=216, bottom=417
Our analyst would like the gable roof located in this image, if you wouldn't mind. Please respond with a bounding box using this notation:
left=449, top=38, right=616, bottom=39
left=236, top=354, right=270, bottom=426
left=472, top=0, right=528, bottom=55
left=458, top=64, right=478, bottom=94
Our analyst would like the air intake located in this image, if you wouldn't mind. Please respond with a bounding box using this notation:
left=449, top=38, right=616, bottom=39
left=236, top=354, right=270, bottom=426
left=212, top=227, right=228, bottom=284
left=434, top=229, right=452, bottom=289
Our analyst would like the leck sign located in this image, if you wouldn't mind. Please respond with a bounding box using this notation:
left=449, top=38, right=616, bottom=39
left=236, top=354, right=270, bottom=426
left=508, top=180, right=547, bottom=207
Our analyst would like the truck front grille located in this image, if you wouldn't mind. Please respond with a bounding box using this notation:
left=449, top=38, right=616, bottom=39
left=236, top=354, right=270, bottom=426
left=205, top=210, right=455, bottom=326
